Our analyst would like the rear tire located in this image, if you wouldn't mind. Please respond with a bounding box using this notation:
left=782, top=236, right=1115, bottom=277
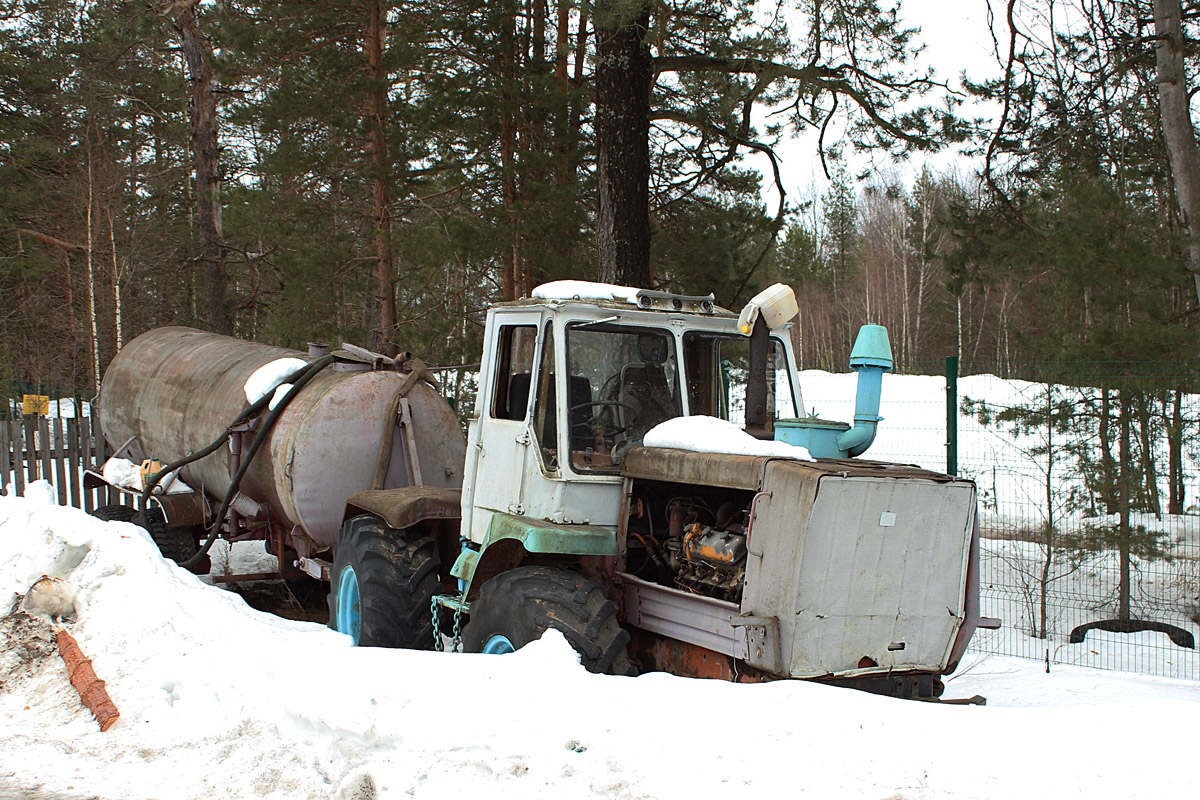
left=461, top=566, right=634, bottom=675
left=328, top=515, right=440, bottom=648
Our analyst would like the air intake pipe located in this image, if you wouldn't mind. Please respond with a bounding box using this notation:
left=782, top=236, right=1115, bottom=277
left=834, top=325, right=894, bottom=457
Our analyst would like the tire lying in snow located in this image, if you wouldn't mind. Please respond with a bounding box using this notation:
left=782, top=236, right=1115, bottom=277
left=328, top=514, right=440, bottom=648
left=461, top=565, right=634, bottom=675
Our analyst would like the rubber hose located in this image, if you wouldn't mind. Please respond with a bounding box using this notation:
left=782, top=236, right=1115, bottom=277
left=147, top=355, right=336, bottom=570
left=138, top=366, right=290, bottom=502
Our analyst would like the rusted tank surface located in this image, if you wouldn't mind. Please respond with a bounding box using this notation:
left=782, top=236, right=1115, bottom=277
left=98, top=327, right=466, bottom=555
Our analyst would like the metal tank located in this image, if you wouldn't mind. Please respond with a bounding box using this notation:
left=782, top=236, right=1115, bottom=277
left=98, top=327, right=466, bottom=557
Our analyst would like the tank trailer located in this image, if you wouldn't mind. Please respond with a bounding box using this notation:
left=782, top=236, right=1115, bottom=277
left=93, top=282, right=990, bottom=699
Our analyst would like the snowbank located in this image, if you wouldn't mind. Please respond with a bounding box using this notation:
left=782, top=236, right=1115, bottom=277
left=1, top=494, right=1198, bottom=799
left=644, top=415, right=813, bottom=461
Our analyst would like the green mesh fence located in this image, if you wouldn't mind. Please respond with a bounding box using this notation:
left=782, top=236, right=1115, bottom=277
left=800, top=359, right=1200, bottom=680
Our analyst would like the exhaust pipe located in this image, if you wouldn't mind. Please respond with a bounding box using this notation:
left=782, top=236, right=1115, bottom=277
left=834, top=325, right=894, bottom=457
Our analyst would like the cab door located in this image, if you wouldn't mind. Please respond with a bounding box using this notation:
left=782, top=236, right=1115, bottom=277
left=463, top=311, right=543, bottom=542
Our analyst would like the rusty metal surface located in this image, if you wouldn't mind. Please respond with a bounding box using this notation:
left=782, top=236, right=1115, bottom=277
left=622, top=447, right=768, bottom=490
left=98, top=327, right=466, bottom=555
left=346, top=487, right=462, bottom=530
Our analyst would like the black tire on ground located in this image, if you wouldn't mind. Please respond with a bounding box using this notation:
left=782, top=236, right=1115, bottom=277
left=328, top=514, right=440, bottom=649
left=140, top=509, right=198, bottom=566
left=461, top=566, right=634, bottom=675
left=93, top=504, right=206, bottom=572
left=91, top=504, right=136, bottom=523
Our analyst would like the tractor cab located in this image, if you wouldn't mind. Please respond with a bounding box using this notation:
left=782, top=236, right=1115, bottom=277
left=459, top=282, right=803, bottom=545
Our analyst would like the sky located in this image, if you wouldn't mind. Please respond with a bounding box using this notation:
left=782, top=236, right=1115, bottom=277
left=758, top=0, right=1005, bottom=206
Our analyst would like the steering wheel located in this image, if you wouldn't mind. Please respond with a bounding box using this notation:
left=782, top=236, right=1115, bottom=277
left=569, top=400, right=639, bottom=437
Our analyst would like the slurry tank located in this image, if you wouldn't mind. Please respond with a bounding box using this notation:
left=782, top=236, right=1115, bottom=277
left=98, top=327, right=466, bottom=556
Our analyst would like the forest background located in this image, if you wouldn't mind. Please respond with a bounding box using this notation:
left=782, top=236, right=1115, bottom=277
left=3, top=0, right=1200, bottom=405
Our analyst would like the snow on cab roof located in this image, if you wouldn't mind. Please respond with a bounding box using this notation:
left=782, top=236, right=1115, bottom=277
left=527, top=280, right=729, bottom=315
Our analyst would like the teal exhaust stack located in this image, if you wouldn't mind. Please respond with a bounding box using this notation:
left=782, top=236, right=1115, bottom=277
left=774, top=324, right=893, bottom=459
left=834, top=324, right=893, bottom=457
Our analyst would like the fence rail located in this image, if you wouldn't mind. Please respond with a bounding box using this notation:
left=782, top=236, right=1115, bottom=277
left=0, top=416, right=122, bottom=511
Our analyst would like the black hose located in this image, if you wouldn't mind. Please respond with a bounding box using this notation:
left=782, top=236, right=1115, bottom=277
left=130, top=355, right=334, bottom=569
left=177, top=354, right=336, bottom=570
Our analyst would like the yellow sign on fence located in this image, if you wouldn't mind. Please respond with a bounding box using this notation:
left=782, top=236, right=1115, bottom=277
left=22, top=395, right=49, bottom=416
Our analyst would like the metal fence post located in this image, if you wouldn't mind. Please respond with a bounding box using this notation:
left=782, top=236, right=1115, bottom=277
left=946, top=355, right=958, bottom=476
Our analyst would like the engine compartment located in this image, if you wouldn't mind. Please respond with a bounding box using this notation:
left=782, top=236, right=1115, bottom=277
left=622, top=479, right=756, bottom=604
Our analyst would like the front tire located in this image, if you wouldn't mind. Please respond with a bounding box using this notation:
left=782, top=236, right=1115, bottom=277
left=461, top=566, right=634, bottom=675
left=328, top=515, right=440, bottom=648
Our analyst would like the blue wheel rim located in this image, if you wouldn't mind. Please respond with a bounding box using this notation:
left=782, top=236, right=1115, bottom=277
left=336, top=565, right=361, bottom=645
left=482, top=634, right=515, bottom=654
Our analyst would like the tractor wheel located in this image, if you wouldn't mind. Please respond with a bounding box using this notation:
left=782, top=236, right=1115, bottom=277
left=328, top=514, right=440, bottom=648
left=461, top=566, right=634, bottom=675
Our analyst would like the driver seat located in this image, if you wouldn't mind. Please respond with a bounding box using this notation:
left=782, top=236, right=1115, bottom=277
left=617, top=363, right=675, bottom=433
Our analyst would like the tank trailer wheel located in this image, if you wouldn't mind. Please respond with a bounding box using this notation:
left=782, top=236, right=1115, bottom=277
left=93, top=505, right=206, bottom=572
left=328, top=514, right=440, bottom=649
left=92, top=504, right=136, bottom=523
left=461, top=566, right=635, bottom=675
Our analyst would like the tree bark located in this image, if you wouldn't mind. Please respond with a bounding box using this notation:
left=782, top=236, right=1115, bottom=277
left=176, top=2, right=232, bottom=335
left=365, top=0, right=398, bottom=355
left=595, top=0, right=652, bottom=286
left=1152, top=0, right=1200, bottom=305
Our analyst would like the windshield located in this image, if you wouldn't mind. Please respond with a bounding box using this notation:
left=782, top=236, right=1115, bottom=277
left=565, top=323, right=682, bottom=472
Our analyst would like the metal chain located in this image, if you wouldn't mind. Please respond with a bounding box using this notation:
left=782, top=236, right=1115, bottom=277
left=450, top=593, right=465, bottom=653
left=430, top=595, right=444, bottom=652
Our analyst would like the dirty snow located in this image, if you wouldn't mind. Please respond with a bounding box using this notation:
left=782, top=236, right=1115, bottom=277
left=644, top=415, right=814, bottom=461
left=531, top=280, right=642, bottom=303
left=2, top=492, right=1198, bottom=799
left=242, top=357, right=308, bottom=407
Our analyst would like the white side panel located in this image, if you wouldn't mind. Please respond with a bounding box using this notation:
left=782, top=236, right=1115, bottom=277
left=787, top=478, right=975, bottom=677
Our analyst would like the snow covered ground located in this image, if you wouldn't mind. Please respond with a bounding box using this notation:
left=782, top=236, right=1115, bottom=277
left=3, top=492, right=1199, bottom=800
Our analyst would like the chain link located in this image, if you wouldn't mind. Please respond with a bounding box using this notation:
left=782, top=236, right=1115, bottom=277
left=450, top=593, right=465, bottom=652
left=430, top=595, right=444, bottom=652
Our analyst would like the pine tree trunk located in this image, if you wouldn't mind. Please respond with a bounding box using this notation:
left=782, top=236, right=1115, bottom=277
left=1168, top=386, right=1184, bottom=514
left=1152, top=0, right=1200, bottom=305
left=499, top=1, right=519, bottom=300
left=595, top=0, right=652, bottom=286
left=365, top=0, right=397, bottom=355
left=177, top=2, right=231, bottom=335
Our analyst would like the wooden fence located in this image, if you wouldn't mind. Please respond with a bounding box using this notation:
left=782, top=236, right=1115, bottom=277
left=0, top=416, right=124, bottom=511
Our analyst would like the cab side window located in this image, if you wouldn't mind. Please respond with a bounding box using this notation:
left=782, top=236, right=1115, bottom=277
left=490, top=325, right=537, bottom=420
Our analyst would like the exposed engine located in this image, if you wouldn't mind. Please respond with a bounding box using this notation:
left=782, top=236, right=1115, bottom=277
left=626, top=494, right=751, bottom=603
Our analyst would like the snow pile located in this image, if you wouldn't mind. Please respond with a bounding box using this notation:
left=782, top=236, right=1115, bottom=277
left=242, top=357, right=308, bottom=409
left=644, top=415, right=814, bottom=461
left=2, top=497, right=1200, bottom=798
left=531, top=280, right=642, bottom=303
left=101, top=457, right=191, bottom=495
